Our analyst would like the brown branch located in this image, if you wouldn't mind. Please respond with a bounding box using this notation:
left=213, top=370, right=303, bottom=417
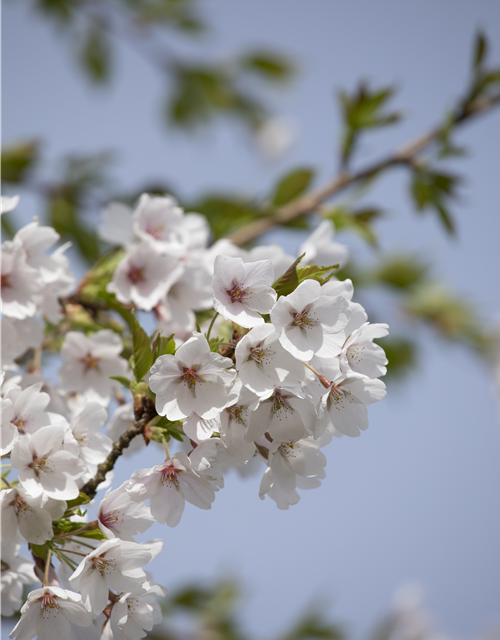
left=227, top=90, right=500, bottom=247
left=80, top=394, right=157, bottom=500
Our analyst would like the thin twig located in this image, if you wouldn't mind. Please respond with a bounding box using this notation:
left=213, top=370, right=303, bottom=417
left=227, top=90, right=500, bottom=247
left=81, top=394, right=157, bottom=500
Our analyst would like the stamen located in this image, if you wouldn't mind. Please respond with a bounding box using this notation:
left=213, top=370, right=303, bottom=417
left=227, top=283, right=247, bottom=303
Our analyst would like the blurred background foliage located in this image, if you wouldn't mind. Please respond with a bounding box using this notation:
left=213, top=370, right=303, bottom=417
left=2, top=3, right=500, bottom=634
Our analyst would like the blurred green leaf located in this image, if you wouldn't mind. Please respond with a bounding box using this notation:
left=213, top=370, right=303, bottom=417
left=109, top=375, right=132, bottom=389
left=273, top=254, right=305, bottom=297
left=297, top=263, right=338, bottom=285
left=192, top=195, right=262, bottom=239
left=473, top=30, right=487, bottom=69
left=240, top=50, right=294, bottom=82
left=35, top=0, right=74, bottom=24
left=375, top=254, right=429, bottom=289
left=152, top=334, right=175, bottom=363
left=1, top=141, right=39, bottom=183
left=272, top=168, right=315, bottom=207
left=79, top=247, right=126, bottom=300
left=410, top=167, right=460, bottom=235
left=280, top=610, right=344, bottom=640
left=79, top=25, right=112, bottom=84
left=328, top=206, right=384, bottom=246
left=48, top=196, right=101, bottom=261
left=377, top=336, right=418, bottom=381
left=131, top=313, right=153, bottom=382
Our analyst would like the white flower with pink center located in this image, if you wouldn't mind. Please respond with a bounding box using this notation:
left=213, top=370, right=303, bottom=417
left=298, top=219, right=350, bottom=269
left=107, top=242, right=182, bottom=311
left=245, top=386, right=316, bottom=444
left=11, top=424, right=86, bottom=505
left=235, top=323, right=306, bottom=396
left=127, top=451, right=216, bottom=527
left=69, top=538, right=154, bottom=615
left=1, top=240, right=43, bottom=319
left=1, top=487, right=66, bottom=544
left=8, top=586, right=93, bottom=640
left=212, top=255, right=277, bottom=328
left=338, top=321, right=389, bottom=378
left=317, top=374, right=387, bottom=438
left=3, top=382, right=51, bottom=437
left=270, top=278, right=350, bottom=361
left=59, top=330, right=130, bottom=402
left=149, top=332, right=235, bottom=420
left=267, top=436, right=327, bottom=493
left=97, top=481, right=154, bottom=541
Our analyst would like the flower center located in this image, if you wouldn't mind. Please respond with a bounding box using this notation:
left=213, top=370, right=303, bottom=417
left=12, top=416, right=28, bottom=434
left=92, top=555, right=115, bottom=577
left=226, top=405, right=245, bottom=426
left=161, top=466, right=179, bottom=486
left=292, top=305, right=315, bottom=329
left=81, top=353, right=100, bottom=372
left=28, top=454, right=52, bottom=477
left=278, top=442, right=297, bottom=458
left=100, top=508, right=122, bottom=528
left=182, top=367, right=200, bottom=388
left=249, top=344, right=274, bottom=365
left=272, top=391, right=292, bottom=417
left=40, top=593, right=59, bottom=617
left=145, top=223, right=165, bottom=240
left=13, top=493, right=29, bottom=515
left=227, top=282, right=247, bottom=303
left=127, top=265, right=145, bottom=284
left=1, top=273, right=11, bottom=289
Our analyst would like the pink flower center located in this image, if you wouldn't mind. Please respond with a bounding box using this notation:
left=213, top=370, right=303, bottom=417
left=292, top=305, right=315, bottom=329
left=99, top=508, right=121, bottom=528
left=40, top=593, right=59, bottom=617
left=127, top=264, right=145, bottom=284
left=92, top=555, right=115, bottom=576
left=28, top=454, right=51, bottom=477
left=145, top=223, right=165, bottom=240
left=81, top=352, right=100, bottom=371
left=161, top=465, right=179, bottom=486
left=227, top=283, right=247, bottom=303
left=12, top=416, right=28, bottom=434
left=12, top=493, right=29, bottom=515
left=1, top=273, right=11, bottom=289
left=182, top=367, right=200, bottom=388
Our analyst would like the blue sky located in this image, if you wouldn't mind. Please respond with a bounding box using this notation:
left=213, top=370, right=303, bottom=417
left=3, top=1, right=500, bottom=638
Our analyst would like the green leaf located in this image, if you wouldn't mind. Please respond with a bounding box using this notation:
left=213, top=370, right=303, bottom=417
left=273, top=254, right=305, bottom=297
left=410, top=167, right=460, bottom=235
left=375, top=255, right=429, bottom=289
left=1, top=141, right=39, bottom=183
left=473, top=31, right=487, bottom=69
left=152, top=334, right=175, bottom=363
left=80, top=25, right=111, bottom=84
left=30, top=544, right=50, bottom=560
left=132, top=314, right=153, bottom=382
left=240, top=50, right=294, bottom=82
left=48, top=196, right=100, bottom=262
left=271, top=168, right=315, bottom=207
left=379, top=336, right=418, bottom=381
left=65, top=493, right=90, bottom=510
left=191, top=194, right=262, bottom=240
left=296, top=263, right=339, bottom=285
left=109, top=375, right=132, bottom=389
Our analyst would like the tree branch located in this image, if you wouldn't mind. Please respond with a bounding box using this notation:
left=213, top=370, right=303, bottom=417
left=227, top=90, right=500, bottom=247
left=80, top=394, right=157, bottom=500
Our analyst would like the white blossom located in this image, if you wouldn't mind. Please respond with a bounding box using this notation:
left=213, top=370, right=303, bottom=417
left=9, top=586, right=93, bottom=640
left=69, top=539, right=153, bottom=615
left=3, top=381, right=51, bottom=436
left=1, top=240, right=43, bottom=319
left=267, top=436, right=327, bottom=493
left=1, top=487, right=66, bottom=544
left=104, top=582, right=166, bottom=640
left=212, top=255, right=277, bottom=328
left=68, top=401, right=111, bottom=480
left=1, top=317, right=44, bottom=370
left=97, top=482, right=154, bottom=541
left=299, top=219, right=349, bottom=269
left=1, top=395, right=18, bottom=455
left=127, top=451, right=216, bottom=527
left=11, top=425, right=86, bottom=504
left=1, top=542, right=37, bottom=617
left=270, top=279, right=350, bottom=361
left=59, top=330, right=130, bottom=403
left=338, top=321, right=389, bottom=378
left=149, top=332, right=235, bottom=420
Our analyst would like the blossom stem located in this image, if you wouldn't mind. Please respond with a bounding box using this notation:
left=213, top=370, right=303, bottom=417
left=43, top=549, right=52, bottom=586
left=163, top=437, right=171, bottom=460
left=301, top=361, right=331, bottom=388
left=51, top=547, right=77, bottom=571
left=206, top=311, right=219, bottom=341
left=0, top=464, right=12, bottom=469
left=60, top=549, right=88, bottom=558
left=53, top=520, right=99, bottom=539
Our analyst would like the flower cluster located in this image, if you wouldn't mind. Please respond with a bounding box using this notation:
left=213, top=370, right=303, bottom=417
left=1, top=193, right=388, bottom=640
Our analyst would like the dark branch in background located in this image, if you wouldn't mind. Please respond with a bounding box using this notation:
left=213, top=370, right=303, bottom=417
left=227, top=90, right=500, bottom=246
left=80, top=394, right=157, bottom=500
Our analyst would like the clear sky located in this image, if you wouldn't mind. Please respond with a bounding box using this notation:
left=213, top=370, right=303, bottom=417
left=3, top=1, right=500, bottom=639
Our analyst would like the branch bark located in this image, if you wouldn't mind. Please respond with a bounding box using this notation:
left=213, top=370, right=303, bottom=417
left=80, top=394, right=157, bottom=500
left=227, top=91, right=500, bottom=247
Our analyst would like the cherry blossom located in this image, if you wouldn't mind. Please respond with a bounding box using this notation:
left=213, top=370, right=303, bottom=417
left=69, top=538, right=154, bottom=614
left=68, top=401, right=112, bottom=481
left=1, top=241, right=43, bottom=319
left=1, top=487, right=66, bottom=544
left=338, top=321, right=389, bottom=378
left=107, top=242, right=182, bottom=311
left=9, top=586, right=93, bottom=640
left=1, top=317, right=44, bottom=370
left=299, top=219, right=350, bottom=269
left=102, top=582, right=166, bottom=640
left=149, top=332, right=235, bottom=420
left=212, top=255, right=277, bottom=328
left=127, top=451, right=216, bottom=527
left=235, top=323, right=306, bottom=396
left=97, top=482, right=154, bottom=541
left=3, top=381, right=51, bottom=436
left=270, top=279, right=350, bottom=361
left=1, top=395, right=18, bottom=455
left=1, top=542, right=37, bottom=617
left=267, top=436, right=327, bottom=493
left=59, top=330, right=130, bottom=402
left=11, top=424, right=86, bottom=504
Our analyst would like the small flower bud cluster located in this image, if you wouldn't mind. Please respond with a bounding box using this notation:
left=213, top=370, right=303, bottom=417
left=1, top=194, right=388, bottom=640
